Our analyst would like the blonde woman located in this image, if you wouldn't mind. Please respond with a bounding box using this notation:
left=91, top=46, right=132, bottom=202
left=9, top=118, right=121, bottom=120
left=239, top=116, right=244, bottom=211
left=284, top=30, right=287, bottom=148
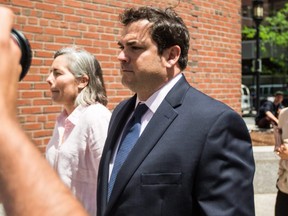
left=46, top=47, right=111, bottom=216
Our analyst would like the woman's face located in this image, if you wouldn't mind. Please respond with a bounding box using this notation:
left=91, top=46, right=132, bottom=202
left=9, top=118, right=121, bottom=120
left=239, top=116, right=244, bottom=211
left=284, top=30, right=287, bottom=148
left=46, top=55, right=79, bottom=107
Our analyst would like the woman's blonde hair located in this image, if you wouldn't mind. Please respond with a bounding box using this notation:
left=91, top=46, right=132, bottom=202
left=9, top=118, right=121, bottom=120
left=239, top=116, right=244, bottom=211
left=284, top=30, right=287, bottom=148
left=54, top=46, right=108, bottom=106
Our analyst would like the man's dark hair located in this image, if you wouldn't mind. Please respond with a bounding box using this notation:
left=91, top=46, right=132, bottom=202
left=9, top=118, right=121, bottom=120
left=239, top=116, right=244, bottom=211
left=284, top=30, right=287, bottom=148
left=120, top=6, right=190, bottom=71
left=274, top=91, right=284, bottom=96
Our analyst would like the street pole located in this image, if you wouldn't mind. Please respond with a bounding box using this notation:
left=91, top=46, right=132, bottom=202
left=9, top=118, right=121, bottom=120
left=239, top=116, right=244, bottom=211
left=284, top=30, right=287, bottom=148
left=255, top=22, right=261, bottom=113
left=252, top=0, right=264, bottom=113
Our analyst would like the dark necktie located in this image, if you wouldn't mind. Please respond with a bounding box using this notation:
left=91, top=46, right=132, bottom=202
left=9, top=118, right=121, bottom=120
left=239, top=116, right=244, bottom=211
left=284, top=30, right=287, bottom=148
left=107, top=103, right=148, bottom=200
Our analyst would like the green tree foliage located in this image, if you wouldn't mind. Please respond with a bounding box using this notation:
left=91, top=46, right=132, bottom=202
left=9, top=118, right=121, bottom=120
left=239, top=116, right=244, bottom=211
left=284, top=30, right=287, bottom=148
left=242, top=3, right=288, bottom=74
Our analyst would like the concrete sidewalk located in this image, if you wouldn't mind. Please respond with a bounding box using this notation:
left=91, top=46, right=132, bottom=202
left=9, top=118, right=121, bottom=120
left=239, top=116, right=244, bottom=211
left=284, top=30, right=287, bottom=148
left=244, top=116, right=277, bottom=215
left=255, top=193, right=276, bottom=216
left=253, top=146, right=278, bottom=216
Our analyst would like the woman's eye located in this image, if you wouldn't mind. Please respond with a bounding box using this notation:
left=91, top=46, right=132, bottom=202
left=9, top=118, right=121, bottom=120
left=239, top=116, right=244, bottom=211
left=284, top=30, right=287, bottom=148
left=53, top=71, right=61, bottom=76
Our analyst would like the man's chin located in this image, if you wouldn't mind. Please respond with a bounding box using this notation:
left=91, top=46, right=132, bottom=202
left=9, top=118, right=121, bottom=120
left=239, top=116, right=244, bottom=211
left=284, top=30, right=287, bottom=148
left=51, top=97, right=61, bottom=104
left=122, top=80, right=136, bottom=92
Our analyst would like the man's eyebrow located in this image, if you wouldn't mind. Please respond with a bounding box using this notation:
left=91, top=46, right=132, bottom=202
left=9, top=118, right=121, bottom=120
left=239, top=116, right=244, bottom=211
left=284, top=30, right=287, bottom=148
left=117, top=40, right=138, bottom=46
left=127, top=41, right=138, bottom=46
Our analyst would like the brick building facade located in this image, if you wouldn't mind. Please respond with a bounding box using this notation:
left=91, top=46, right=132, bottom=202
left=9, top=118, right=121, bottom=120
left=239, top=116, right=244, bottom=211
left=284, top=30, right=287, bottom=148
left=1, top=0, right=242, bottom=152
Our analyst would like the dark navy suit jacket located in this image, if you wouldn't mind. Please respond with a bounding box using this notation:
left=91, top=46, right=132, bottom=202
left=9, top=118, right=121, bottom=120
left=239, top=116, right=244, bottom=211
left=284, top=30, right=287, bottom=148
left=97, top=76, right=255, bottom=216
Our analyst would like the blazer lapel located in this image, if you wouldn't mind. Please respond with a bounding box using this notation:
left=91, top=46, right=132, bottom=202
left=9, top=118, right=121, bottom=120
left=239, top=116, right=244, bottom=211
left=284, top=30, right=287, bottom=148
left=106, top=76, right=190, bottom=212
left=98, top=96, right=137, bottom=216
left=104, top=97, right=137, bottom=153
left=107, top=101, right=178, bottom=208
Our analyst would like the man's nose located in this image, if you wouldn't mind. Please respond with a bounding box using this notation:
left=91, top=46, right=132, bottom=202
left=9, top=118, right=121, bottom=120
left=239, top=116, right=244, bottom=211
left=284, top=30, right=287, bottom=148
left=117, top=50, right=129, bottom=62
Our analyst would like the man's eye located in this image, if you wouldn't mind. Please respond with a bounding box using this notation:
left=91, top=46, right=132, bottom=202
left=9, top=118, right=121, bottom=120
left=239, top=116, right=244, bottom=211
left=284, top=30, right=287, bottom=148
left=131, top=46, right=142, bottom=50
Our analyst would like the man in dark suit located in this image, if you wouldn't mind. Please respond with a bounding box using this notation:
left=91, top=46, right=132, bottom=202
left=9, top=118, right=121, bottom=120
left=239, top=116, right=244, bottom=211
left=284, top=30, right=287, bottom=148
left=97, top=6, right=255, bottom=216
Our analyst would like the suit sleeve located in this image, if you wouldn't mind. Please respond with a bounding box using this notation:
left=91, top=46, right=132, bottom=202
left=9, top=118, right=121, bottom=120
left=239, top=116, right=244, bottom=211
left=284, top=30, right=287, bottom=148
left=195, top=109, right=255, bottom=216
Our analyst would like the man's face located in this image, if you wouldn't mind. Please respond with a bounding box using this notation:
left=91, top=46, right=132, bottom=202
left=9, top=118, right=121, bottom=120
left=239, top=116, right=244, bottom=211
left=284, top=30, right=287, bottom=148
left=117, top=20, right=169, bottom=100
left=275, top=95, right=284, bottom=104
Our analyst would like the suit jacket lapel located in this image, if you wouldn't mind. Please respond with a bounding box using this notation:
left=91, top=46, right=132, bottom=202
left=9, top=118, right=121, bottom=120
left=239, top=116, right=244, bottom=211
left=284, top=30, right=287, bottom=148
left=98, top=96, right=137, bottom=215
left=107, top=101, right=178, bottom=208
left=105, top=76, right=190, bottom=212
left=103, top=96, right=137, bottom=154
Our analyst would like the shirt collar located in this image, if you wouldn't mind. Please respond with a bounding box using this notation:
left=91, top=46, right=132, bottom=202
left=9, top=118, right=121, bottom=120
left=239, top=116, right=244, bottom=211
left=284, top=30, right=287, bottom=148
left=137, top=73, right=182, bottom=113
left=57, top=105, right=88, bottom=126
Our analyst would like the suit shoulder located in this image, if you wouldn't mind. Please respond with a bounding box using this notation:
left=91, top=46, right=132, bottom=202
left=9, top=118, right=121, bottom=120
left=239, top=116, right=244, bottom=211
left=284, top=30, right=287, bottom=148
left=187, top=86, right=233, bottom=112
left=112, top=98, right=130, bottom=113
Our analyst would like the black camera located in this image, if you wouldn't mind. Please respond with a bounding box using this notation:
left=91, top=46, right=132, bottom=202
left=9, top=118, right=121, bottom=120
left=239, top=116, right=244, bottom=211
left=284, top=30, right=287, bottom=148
left=11, top=29, right=32, bottom=81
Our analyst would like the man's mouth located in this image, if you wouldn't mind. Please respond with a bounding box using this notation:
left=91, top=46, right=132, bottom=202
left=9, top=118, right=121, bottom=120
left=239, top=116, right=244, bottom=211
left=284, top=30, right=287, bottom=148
left=122, top=69, right=133, bottom=73
left=50, top=88, right=59, bottom=93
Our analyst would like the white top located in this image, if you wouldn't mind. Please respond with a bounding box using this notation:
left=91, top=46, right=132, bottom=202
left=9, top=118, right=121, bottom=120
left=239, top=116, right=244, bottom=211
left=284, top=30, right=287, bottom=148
left=46, top=103, right=111, bottom=216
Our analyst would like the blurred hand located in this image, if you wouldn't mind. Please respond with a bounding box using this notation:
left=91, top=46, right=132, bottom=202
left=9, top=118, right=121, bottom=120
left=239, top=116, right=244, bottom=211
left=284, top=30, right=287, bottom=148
left=276, top=144, right=288, bottom=160
left=0, top=7, right=22, bottom=119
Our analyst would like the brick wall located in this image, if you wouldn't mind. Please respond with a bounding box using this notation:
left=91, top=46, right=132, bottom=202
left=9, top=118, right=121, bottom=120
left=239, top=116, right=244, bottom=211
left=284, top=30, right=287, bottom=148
left=1, top=0, right=242, bottom=152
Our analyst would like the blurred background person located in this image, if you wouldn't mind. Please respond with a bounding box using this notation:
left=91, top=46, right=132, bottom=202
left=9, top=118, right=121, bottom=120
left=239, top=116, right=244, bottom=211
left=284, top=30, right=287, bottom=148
left=46, top=46, right=111, bottom=216
left=275, top=107, right=288, bottom=216
left=255, top=91, right=284, bottom=129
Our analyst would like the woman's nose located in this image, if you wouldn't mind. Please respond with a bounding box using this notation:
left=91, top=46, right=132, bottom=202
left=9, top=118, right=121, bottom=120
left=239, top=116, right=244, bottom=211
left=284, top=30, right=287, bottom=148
left=46, top=73, right=53, bottom=85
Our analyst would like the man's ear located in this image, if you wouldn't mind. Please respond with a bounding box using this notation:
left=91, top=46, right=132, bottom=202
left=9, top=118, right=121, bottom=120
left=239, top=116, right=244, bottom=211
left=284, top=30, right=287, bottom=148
left=163, top=45, right=181, bottom=68
left=78, top=75, right=89, bottom=90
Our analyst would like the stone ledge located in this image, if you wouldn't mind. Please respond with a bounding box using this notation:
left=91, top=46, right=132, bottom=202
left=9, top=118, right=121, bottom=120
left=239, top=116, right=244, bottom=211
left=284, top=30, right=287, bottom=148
left=250, top=129, right=275, bottom=146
